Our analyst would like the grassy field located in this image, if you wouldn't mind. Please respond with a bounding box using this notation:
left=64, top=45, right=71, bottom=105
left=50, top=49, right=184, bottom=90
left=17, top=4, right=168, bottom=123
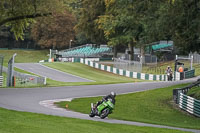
left=0, top=49, right=49, bottom=66
left=55, top=84, right=200, bottom=129
left=0, top=108, right=187, bottom=133
left=44, top=62, right=141, bottom=86
left=187, top=86, right=200, bottom=100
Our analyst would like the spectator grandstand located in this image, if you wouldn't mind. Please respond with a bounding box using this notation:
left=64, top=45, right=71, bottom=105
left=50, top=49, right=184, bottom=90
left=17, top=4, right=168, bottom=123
left=58, top=44, right=111, bottom=58
left=151, top=41, right=173, bottom=51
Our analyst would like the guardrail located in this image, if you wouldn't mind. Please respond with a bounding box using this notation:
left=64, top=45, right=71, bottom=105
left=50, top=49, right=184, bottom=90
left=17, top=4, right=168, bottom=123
left=179, top=93, right=200, bottom=117
left=185, top=69, right=195, bottom=79
left=173, top=79, right=200, bottom=117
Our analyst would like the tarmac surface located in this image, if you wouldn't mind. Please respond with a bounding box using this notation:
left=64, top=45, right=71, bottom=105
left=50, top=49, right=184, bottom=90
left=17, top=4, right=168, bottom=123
left=15, top=63, right=92, bottom=82
left=0, top=76, right=200, bottom=132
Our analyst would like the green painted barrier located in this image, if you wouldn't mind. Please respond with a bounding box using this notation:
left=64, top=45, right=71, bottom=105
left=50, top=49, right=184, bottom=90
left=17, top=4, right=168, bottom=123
left=145, top=74, right=149, bottom=80
left=178, top=93, right=200, bottom=118
left=185, top=69, right=195, bottom=79
left=130, top=72, right=133, bottom=78
left=137, top=73, right=141, bottom=79
left=78, top=58, right=170, bottom=81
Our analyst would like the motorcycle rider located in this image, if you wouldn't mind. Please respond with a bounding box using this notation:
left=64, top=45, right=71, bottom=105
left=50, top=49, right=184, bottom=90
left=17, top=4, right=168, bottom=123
left=166, top=66, right=173, bottom=81
left=96, top=92, right=116, bottom=108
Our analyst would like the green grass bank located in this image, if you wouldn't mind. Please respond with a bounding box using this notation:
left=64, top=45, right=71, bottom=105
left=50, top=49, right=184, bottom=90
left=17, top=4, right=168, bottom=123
left=187, top=86, right=200, bottom=100
left=56, top=84, right=200, bottom=129
left=44, top=62, right=141, bottom=86
left=0, top=108, right=186, bottom=133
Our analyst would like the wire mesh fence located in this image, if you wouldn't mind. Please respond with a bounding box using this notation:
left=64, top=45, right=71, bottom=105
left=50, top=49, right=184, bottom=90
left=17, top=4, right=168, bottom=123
left=176, top=55, right=193, bottom=71
left=143, top=66, right=166, bottom=74
left=3, top=67, right=46, bottom=87
left=190, top=52, right=200, bottom=64
left=113, top=58, right=142, bottom=72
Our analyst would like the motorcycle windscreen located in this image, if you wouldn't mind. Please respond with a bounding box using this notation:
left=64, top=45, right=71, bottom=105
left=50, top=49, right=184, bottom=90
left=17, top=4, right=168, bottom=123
left=107, top=100, right=114, bottom=109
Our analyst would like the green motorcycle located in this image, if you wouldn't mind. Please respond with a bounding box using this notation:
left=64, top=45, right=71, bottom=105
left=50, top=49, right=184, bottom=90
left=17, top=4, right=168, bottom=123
left=89, top=99, right=115, bottom=119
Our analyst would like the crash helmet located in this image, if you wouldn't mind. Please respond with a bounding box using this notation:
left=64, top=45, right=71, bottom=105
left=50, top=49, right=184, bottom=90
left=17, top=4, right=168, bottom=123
left=110, top=92, right=116, bottom=98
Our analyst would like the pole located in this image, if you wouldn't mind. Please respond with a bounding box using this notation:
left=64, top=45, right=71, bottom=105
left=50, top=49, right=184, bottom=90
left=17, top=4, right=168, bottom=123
left=69, top=40, right=73, bottom=49
left=11, top=53, right=17, bottom=86
left=7, top=53, right=17, bottom=87
left=191, top=55, right=193, bottom=70
left=174, top=56, right=178, bottom=81
left=49, top=49, right=52, bottom=59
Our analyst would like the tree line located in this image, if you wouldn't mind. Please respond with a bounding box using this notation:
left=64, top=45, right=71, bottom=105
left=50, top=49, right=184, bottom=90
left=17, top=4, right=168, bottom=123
left=0, top=0, right=199, bottom=55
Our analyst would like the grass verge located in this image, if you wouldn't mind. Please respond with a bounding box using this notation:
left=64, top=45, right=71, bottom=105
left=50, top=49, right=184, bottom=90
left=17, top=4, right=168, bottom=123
left=187, top=86, right=200, bottom=100
left=0, top=108, right=186, bottom=133
left=44, top=62, right=142, bottom=86
left=0, top=49, right=49, bottom=67
left=55, top=84, right=200, bottom=129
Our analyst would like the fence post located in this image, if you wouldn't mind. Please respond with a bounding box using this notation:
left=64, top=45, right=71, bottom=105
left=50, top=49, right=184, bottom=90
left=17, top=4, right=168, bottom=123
left=7, top=53, right=17, bottom=87
left=191, top=55, right=193, bottom=70
left=49, top=49, right=52, bottom=59
left=173, top=89, right=182, bottom=104
left=44, top=77, right=47, bottom=85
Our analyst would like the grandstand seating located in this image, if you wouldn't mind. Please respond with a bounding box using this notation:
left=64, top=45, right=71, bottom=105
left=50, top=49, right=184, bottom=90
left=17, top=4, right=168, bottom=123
left=151, top=41, right=173, bottom=51
left=59, top=44, right=111, bottom=57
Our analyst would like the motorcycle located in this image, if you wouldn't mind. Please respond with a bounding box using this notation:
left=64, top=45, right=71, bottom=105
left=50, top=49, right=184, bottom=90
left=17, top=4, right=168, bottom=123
left=89, top=98, right=114, bottom=119
left=167, top=72, right=173, bottom=81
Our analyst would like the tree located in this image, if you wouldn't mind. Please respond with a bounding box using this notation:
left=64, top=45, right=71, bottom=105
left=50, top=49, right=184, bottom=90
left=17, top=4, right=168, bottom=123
left=0, top=0, right=63, bottom=40
left=75, top=0, right=106, bottom=44
left=97, top=0, right=163, bottom=61
left=157, top=0, right=200, bottom=53
left=62, top=0, right=90, bottom=45
left=31, top=10, right=76, bottom=49
left=63, top=0, right=82, bottom=17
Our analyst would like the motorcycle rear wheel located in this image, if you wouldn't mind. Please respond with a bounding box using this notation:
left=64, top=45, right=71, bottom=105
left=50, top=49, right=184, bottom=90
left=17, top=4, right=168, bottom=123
left=100, top=108, right=110, bottom=119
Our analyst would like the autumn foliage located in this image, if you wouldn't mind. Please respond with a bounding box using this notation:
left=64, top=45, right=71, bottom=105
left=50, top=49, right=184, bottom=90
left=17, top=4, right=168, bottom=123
left=31, top=10, right=76, bottom=49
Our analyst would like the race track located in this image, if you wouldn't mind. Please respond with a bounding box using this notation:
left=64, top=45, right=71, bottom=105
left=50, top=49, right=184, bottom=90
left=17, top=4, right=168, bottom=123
left=15, top=63, right=92, bottom=82
left=0, top=76, right=200, bottom=132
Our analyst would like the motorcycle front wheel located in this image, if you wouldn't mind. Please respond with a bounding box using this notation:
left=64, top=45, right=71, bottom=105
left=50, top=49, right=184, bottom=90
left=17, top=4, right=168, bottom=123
left=89, top=109, right=95, bottom=117
left=100, top=108, right=110, bottom=119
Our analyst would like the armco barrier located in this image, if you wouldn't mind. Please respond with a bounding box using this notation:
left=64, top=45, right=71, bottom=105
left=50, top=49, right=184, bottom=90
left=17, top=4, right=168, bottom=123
left=0, top=76, right=3, bottom=86
left=79, top=58, right=167, bottom=81
left=178, top=93, right=200, bottom=117
left=173, top=78, right=200, bottom=117
left=185, top=69, right=195, bottom=79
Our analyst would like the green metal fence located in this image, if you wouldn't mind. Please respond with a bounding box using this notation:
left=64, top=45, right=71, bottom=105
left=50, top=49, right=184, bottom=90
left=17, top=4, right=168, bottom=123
left=173, top=79, right=200, bottom=118
left=178, top=93, right=200, bottom=117
left=184, top=69, right=195, bottom=79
